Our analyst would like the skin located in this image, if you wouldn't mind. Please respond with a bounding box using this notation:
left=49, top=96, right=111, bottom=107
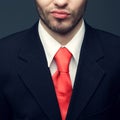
left=35, top=0, right=87, bottom=45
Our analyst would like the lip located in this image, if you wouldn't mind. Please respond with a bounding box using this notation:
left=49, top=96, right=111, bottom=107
left=50, top=10, right=70, bottom=19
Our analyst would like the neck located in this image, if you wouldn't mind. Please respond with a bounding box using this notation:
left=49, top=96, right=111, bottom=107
left=40, top=20, right=83, bottom=45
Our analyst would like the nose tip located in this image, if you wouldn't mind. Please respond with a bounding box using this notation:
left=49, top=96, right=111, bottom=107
left=54, top=0, right=68, bottom=8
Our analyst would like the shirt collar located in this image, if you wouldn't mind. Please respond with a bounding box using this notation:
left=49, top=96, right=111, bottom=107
left=38, top=19, right=85, bottom=67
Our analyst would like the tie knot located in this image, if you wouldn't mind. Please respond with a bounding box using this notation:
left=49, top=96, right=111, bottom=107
left=54, top=47, right=72, bottom=73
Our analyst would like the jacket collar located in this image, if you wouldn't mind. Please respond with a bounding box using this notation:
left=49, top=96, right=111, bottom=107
left=17, top=21, right=105, bottom=120
left=67, top=23, right=105, bottom=120
left=17, top=22, right=61, bottom=120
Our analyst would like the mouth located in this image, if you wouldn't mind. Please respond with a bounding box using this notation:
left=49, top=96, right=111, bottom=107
left=50, top=10, right=70, bottom=19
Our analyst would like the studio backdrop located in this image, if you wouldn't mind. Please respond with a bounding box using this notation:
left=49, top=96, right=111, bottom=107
left=0, top=0, right=120, bottom=39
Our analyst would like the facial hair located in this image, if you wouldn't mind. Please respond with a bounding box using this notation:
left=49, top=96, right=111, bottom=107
left=36, top=1, right=87, bottom=35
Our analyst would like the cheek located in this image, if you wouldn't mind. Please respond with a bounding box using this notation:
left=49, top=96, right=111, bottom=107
left=36, top=0, right=53, bottom=15
left=36, top=0, right=52, bottom=7
left=70, top=0, right=87, bottom=10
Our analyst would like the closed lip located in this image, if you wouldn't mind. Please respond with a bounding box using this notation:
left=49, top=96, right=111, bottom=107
left=50, top=10, right=70, bottom=15
left=50, top=10, right=70, bottom=19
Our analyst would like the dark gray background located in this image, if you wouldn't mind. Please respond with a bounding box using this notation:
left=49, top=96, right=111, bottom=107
left=0, top=0, right=120, bottom=39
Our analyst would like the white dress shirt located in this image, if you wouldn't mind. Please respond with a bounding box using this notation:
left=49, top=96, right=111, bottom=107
left=38, top=20, right=85, bottom=87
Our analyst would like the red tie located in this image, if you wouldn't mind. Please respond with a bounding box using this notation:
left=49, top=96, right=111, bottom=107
left=52, top=47, right=72, bottom=120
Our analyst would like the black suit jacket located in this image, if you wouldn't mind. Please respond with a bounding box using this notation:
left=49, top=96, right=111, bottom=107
left=0, top=21, right=120, bottom=120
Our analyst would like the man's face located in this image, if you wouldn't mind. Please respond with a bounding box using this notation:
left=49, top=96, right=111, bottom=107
left=35, top=0, right=87, bottom=34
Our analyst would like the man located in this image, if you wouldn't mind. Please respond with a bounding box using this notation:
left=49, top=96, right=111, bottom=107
left=0, top=0, right=120, bottom=120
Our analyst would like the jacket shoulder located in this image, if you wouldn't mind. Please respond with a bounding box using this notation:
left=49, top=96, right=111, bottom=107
left=91, top=26, right=120, bottom=42
left=0, top=28, right=31, bottom=45
left=0, top=21, right=38, bottom=45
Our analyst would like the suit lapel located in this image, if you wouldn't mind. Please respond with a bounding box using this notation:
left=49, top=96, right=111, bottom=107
left=17, top=22, right=61, bottom=120
left=67, top=24, right=105, bottom=120
left=16, top=22, right=105, bottom=120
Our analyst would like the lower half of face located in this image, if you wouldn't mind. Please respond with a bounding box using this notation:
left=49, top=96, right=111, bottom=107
left=36, top=0, right=87, bottom=34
